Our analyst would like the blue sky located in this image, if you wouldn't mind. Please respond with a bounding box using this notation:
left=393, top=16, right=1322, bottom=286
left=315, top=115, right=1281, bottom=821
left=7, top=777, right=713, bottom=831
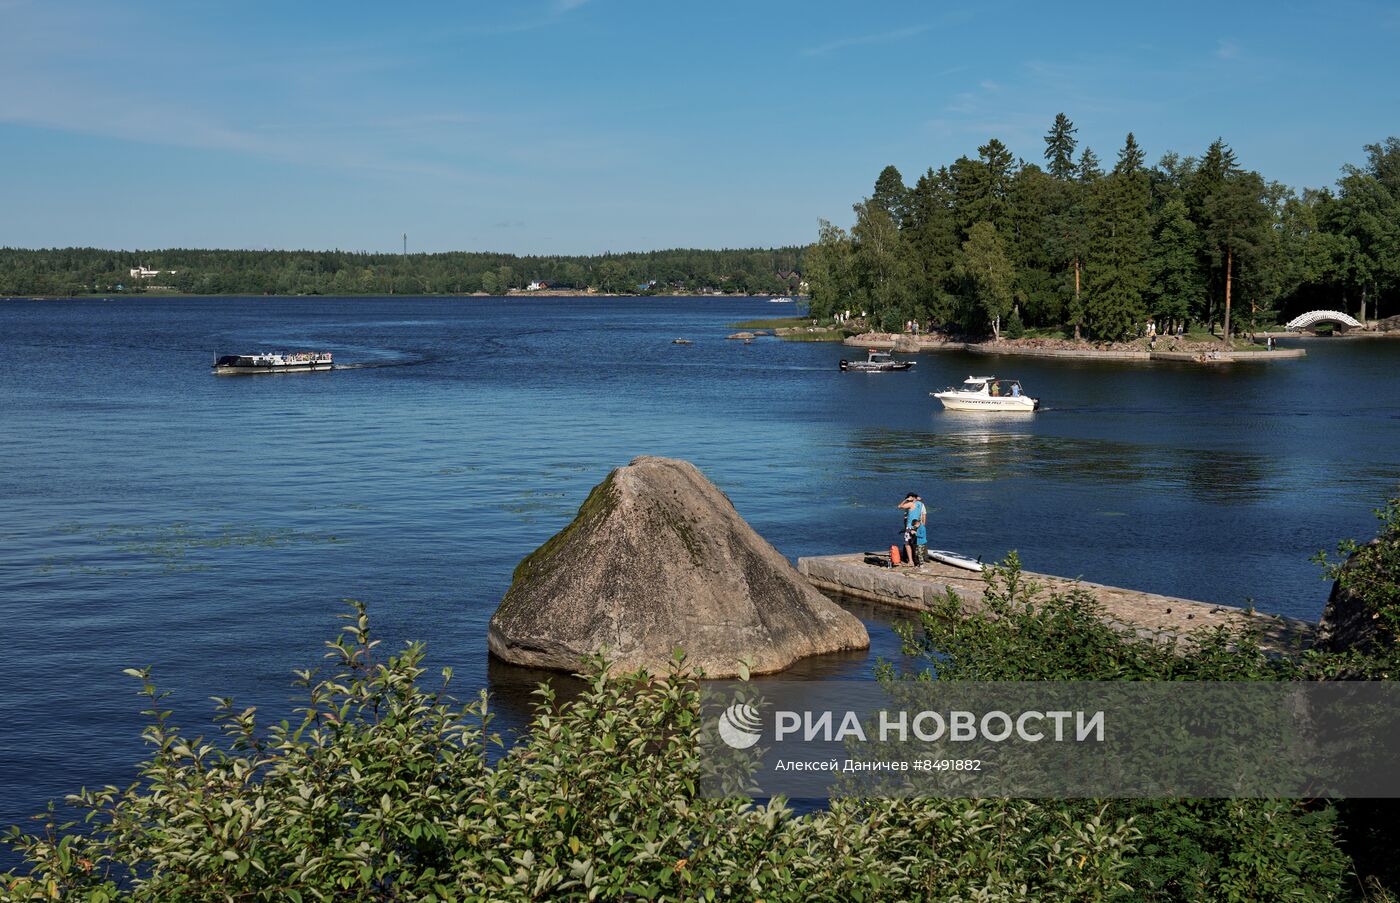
left=3, top=0, right=1397, bottom=254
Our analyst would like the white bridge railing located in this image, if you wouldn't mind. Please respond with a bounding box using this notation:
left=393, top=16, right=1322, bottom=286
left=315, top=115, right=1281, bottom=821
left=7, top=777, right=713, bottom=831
left=1284, top=310, right=1363, bottom=331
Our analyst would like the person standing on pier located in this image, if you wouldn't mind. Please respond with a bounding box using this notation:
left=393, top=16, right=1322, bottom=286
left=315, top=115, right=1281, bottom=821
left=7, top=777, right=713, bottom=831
left=899, top=493, right=926, bottom=566
left=913, top=493, right=928, bottom=563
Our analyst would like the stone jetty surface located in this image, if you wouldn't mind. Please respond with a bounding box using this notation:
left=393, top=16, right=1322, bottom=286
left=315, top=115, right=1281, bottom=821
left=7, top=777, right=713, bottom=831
left=488, top=457, right=869, bottom=677
left=798, top=553, right=1316, bottom=652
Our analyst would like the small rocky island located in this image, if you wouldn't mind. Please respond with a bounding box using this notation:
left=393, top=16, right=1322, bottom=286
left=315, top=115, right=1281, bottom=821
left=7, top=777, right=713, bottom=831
left=488, top=456, right=869, bottom=677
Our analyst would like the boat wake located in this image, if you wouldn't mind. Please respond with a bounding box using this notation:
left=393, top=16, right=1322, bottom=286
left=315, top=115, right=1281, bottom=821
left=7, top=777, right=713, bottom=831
left=333, top=355, right=432, bottom=370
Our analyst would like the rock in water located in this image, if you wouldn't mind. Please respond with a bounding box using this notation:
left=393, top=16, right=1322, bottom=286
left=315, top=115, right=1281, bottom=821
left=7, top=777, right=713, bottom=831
left=488, top=456, right=869, bottom=676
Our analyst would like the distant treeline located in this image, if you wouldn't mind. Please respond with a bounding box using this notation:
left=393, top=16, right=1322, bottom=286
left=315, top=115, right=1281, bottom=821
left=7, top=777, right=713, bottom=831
left=0, top=247, right=807, bottom=297
left=805, top=119, right=1400, bottom=340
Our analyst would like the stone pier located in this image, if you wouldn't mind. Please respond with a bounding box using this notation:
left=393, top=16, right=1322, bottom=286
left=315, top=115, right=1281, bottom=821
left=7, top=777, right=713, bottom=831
left=797, top=553, right=1316, bottom=652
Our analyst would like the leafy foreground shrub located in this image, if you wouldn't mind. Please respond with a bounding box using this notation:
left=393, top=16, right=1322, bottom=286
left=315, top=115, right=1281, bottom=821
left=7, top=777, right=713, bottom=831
left=4, top=604, right=1137, bottom=902
left=10, top=506, right=1400, bottom=902
left=1316, top=495, right=1400, bottom=647
left=888, top=553, right=1400, bottom=902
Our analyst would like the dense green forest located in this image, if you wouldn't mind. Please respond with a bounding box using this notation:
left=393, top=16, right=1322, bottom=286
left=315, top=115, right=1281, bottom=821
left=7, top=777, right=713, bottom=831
left=0, top=247, right=806, bottom=297
left=805, top=118, right=1400, bottom=341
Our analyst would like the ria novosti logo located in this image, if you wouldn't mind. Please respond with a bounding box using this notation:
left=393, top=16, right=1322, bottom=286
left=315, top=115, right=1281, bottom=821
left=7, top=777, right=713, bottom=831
left=717, top=701, right=762, bottom=749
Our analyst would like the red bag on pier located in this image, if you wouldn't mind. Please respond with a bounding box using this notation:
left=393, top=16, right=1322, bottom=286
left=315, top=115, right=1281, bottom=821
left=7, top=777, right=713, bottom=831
left=889, top=545, right=901, bottom=566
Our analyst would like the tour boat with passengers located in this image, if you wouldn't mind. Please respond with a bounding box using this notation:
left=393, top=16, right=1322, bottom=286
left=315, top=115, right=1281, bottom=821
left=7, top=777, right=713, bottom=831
left=932, top=375, right=1038, bottom=411
left=212, top=352, right=334, bottom=375
left=839, top=349, right=915, bottom=372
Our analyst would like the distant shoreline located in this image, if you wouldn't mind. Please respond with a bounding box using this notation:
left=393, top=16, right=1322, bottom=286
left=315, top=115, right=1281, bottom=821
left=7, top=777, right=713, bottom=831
left=1, top=291, right=807, bottom=301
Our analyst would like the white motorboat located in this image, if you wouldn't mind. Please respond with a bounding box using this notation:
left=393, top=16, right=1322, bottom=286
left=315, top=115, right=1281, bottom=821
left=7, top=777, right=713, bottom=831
left=932, top=375, right=1038, bottom=411
left=768, top=296, right=795, bottom=303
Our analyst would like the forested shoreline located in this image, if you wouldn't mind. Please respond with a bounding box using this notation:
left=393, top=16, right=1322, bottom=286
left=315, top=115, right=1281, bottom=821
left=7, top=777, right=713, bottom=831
left=7, top=120, right=1398, bottom=335
left=0, top=247, right=805, bottom=298
left=805, top=118, right=1400, bottom=341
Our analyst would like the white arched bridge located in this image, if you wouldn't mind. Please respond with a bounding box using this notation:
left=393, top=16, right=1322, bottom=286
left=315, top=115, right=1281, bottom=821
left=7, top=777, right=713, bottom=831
left=1284, top=310, right=1364, bottom=333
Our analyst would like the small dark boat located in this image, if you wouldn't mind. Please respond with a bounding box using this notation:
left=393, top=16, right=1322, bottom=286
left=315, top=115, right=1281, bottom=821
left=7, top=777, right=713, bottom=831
left=839, top=349, right=914, bottom=372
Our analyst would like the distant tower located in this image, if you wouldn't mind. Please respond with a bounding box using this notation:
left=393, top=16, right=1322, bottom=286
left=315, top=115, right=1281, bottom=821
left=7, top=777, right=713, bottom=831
left=403, top=233, right=407, bottom=257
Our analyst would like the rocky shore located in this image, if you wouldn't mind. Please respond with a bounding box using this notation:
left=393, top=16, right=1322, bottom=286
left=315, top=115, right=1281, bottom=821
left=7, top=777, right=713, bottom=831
left=842, top=332, right=1307, bottom=363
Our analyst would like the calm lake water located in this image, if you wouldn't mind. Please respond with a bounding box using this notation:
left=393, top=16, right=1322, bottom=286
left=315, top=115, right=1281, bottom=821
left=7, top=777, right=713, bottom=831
left=2, top=295, right=1398, bottom=835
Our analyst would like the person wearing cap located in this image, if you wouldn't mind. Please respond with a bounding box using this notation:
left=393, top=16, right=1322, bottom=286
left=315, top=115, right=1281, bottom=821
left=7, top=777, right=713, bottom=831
left=898, top=493, right=925, bottom=566
left=912, top=493, right=928, bottom=562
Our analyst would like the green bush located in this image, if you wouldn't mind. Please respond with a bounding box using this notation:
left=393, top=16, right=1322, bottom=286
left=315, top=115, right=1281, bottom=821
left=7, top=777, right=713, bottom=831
left=3, top=604, right=1137, bottom=902
left=1315, top=495, right=1400, bottom=644
left=1003, top=308, right=1027, bottom=339
left=7, top=522, right=1399, bottom=900
left=885, top=554, right=1393, bottom=901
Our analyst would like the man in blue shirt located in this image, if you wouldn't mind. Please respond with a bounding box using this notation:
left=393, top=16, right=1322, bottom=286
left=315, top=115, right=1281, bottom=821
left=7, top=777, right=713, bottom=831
left=899, top=493, right=927, bottom=566
left=913, top=493, right=928, bottom=562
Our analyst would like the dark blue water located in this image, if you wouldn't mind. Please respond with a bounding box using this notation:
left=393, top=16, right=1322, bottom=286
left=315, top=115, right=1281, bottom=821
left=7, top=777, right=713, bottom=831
left=2, top=295, right=1398, bottom=837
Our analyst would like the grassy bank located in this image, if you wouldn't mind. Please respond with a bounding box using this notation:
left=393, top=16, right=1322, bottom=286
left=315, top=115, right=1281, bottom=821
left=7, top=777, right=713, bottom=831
left=779, top=329, right=848, bottom=342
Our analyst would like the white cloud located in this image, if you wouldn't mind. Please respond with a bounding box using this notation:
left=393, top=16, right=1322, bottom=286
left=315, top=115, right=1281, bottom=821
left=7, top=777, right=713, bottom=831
left=802, top=25, right=929, bottom=57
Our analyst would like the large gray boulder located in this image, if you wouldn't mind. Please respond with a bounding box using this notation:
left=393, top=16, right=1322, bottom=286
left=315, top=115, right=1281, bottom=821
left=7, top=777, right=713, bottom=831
left=488, top=456, right=869, bottom=677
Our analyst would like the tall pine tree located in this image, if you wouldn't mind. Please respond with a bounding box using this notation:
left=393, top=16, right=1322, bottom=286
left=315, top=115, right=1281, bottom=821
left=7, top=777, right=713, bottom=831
left=1148, top=196, right=1203, bottom=328
left=1043, top=113, right=1078, bottom=182
left=905, top=167, right=962, bottom=325
left=1083, top=134, right=1151, bottom=339
left=871, top=165, right=910, bottom=229
left=956, top=139, right=1017, bottom=235
left=1202, top=168, right=1268, bottom=343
